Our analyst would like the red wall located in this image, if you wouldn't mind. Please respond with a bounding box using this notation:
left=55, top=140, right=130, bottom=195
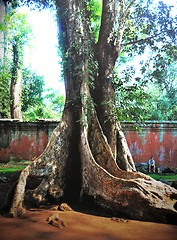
left=0, top=132, right=48, bottom=162
left=123, top=122, right=177, bottom=169
left=0, top=120, right=57, bottom=163
left=0, top=120, right=177, bottom=169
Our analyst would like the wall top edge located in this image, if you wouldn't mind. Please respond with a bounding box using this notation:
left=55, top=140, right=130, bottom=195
left=121, top=121, right=177, bottom=124
left=121, top=121, right=177, bottom=130
left=1, top=119, right=177, bottom=129
left=0, top=119, right=60, bottom=123
left=1, top=119, right=177, bottom=124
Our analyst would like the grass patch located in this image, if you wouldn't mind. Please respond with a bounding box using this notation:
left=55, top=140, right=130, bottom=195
left=0, top=161, right=31, bottom=173
left=149, top=173, right=177, bottom=181
left=0, top=166, right=25, bottom=173
left=1, top=162, right=177, bottom=181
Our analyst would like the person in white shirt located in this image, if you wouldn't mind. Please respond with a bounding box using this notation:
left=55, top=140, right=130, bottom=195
left=148, top=157, right=155, bottom=173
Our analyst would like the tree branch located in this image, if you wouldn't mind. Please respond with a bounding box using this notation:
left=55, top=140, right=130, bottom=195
left=122, top=0, right=136, bottom=20
left=122, top=36, right=152, bottom=47
left=121, top=25, right=177, bottom=47
left=114, top=0, right=136, bottom=55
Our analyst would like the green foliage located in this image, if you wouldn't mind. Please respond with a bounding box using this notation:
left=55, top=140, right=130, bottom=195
left=22, top=104, right=50, bottom=121
left=0, top=8, right=33, bottom=58
left=22, top=103, right=64, bottom=121
left=0, top=63, right=65, bottom=121
left=2, top=0, right=55, bottom=10
left=86, top=0, right=102, bottom=40
left=22, top=74, right=65, bottom=121
left=22, top=68, right=44, bottom=112
left=122, top=0, right=177, bottom=54
left=114, top=0, right=177, bottom=122
left=4, top=10, right=32, bottom=43
left=144, top=83, right=177, bottom=121
left=114, top=72, right=150, bottom=122
left=115, top=55, right=177, bottom=121
left=0, top=64, right=49, bottom=120
left=0, top=57, right=52, bottom=121
left=2, top=0, right=177, bottom=123
left=0, top=6, right=34, bottom=119
left=21, top=68, right=52, bottom=121
left=137, top=42, right=177, bottom=121
left=45, top=89, right=65, bottom=119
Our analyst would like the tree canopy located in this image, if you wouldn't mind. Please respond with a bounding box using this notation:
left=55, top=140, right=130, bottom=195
left=1, top=0, right=177, bottom=121
left=113, top=0, right=177, bottom=121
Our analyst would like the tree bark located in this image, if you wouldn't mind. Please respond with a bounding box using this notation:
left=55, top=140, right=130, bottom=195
left=8, top=0, right=177, bottom=224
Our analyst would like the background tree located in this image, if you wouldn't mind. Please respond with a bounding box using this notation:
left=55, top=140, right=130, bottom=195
left=21, top=70, right=65, bottom=121
left=0, top=63, right=49, bottom=120
left=0, top=1, right=33, bottom=119
left=21, top=68, right=45, bottom=120
left=7, top=0, right=177, bottom=224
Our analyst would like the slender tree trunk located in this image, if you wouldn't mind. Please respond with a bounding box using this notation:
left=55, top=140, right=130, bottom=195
left=8, top=0, right=177, bottom=224
left=10, top=38, right=22, bottom=120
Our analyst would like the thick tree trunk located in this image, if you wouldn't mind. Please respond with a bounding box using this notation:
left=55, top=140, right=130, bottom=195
left=8, top=0, right=177, bottom=224
left=94, top=0, right=118, bottom=158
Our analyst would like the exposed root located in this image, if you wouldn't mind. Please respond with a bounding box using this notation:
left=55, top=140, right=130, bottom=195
left=46, top=212, right=67, bottom=229
left=9, top=165, right=31, bottom=217
left=80, top=123, right=177, bottom=223
left=9, top=109, right=73, bottom=217
left=80, top=82, right=177, bottom=224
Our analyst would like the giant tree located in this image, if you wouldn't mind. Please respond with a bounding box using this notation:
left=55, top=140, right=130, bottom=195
left=9, top=0, right=177, bottom=224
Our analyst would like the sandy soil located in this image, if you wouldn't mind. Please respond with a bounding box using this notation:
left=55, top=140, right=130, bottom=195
left=0, top=207, right=177, bottom=240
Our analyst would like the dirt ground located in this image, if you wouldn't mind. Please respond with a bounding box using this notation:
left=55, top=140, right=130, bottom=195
left=1, top=171, right=177, bottom=240
left=0, top=206, right=177, bottom=240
